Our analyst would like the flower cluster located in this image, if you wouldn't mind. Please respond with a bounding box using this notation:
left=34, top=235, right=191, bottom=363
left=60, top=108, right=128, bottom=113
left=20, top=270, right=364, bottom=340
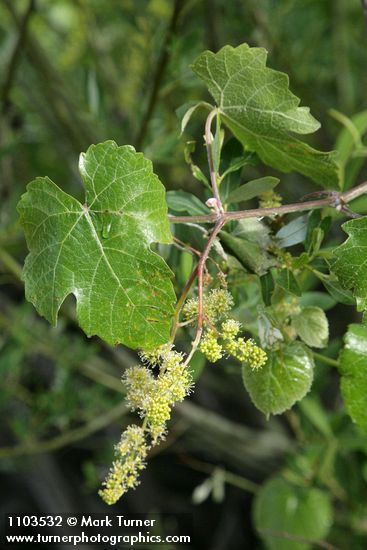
left=200, top=319, right=267, bottom=369
left=200, top=329, right=223, bottom=362
left=100, top=287, right=266, bottom=505
left=99, top=425, right=148, bottom=505
left=224, top=335, right=267, bottom=368
left=143, top=351, right=193, bottom=441
left=184, top=289, right=267, bottom=369
left=259, top=190, right=282, bottom=209
left=99, top=347, right=193, bottom=505
left=183, top=288, right=234, bottom=324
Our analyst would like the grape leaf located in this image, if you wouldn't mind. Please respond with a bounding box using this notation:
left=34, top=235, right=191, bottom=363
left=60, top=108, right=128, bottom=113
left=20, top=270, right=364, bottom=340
left=233, top=218, right=272, bottom=249
left=166, top=190, right=209, bottom=216
left=220, top=231, right=274, bottom=276
left=260, top=272, right=275, bottom=306
left=339, top=324, right=367, bottom=431
left=332, top=217, right=367, bottom=311
left=184, top=140, right=210, bottom=187
left=299, top=292, right=337, bottom=311
left=291, top=306, right=329, bottom=348
left=226, top=176, right=280, bottom=204
left=276, top=215, right=308, bottom=248
left=192, top=44, right=339, bottom=188
left=242, top=342, right=314, bottom=415
left=219, top=138, right=258, bottom=203
left=17, top=140, right=176, bottom=350
left=314, top=271, right=355, bottom=306
left=221, top=153, right=255, bottom=179
left=276, top=269, right=302, bottom=296
left=177, top=100, right=212, bottom=134
left=254, top=477, right=332, bottom=550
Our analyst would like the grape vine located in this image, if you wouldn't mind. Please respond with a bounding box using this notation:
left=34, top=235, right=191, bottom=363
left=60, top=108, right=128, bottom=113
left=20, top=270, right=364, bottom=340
left=17, top=43, right=367, bottom=506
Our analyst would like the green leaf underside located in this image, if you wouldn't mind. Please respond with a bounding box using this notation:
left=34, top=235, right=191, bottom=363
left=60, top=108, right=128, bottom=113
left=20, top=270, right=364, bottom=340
left=242, top=342, right=314, bottom=415
left=166, top=190, right=209, bottom=216
left=254, top=477, right=332, bottom=550
left=192, top=44, right=339, bottom=188
left=276, top=215, right=308, bottom=248
left=339, top=324, right=367, bottom=431
left=299, top=292, right=337, bottom=311
left=260, top=272, right=275, bottom=306
left=314, top=271, right=355, bottom=305
left=332, top=217, right=367, bottom=312
left=276, top=269, right=301, bottom=296
left=291, top=306, right=329, bottom=348
left=323, top=278, right=355, bottom=305
left=226, top=176, right=279, bottom=204
left=220, top=230, right=274, bottom=276
left=178, top=100, right=212, bottom=134
left=17, top=141, right=175, bottom=349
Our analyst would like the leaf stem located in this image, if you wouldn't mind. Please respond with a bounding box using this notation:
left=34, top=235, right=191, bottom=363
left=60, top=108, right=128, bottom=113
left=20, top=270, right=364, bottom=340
left=173, top=236, right=201, bottom=257
left=312, top=352, right=340, bottom=368
left=204, top=109, right=224, bottom=214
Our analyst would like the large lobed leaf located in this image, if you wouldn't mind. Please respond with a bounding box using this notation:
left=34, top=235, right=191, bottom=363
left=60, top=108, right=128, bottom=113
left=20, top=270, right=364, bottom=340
left=242, top=341, right=314, bottom=415
left=192, top=44, right=339, bottom=188
left=339, top=324, right=367, bottom=431
left=254, top=477, right=332, bottom=550
left=17, top=141, right=175, bottom=350
left=332, top=216, right=367, bottom=312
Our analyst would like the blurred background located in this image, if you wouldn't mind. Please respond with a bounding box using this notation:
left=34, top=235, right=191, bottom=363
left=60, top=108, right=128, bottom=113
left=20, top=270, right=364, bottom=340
left=1, top=1, right=367, bottom=549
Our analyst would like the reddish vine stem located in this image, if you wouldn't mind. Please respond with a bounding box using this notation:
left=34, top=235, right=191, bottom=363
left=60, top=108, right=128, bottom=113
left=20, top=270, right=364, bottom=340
left=180, top=110, right=228, bottom=362
left=170, top=266, right=198, bottom=342
left=185, top=219, right=225, bottom=364
left=168, top=180, right=367, bottom=224
left=172, top=110, right=227, bottom=358
left=197, top=220, right=225, bottom=330
left=174, top=234, right=223, bottom=273
left=173, top=236, right=201, bottom=257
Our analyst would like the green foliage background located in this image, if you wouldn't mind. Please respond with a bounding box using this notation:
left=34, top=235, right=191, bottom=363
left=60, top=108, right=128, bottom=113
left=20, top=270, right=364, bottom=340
left=1, top=1, right=367, bottom=548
